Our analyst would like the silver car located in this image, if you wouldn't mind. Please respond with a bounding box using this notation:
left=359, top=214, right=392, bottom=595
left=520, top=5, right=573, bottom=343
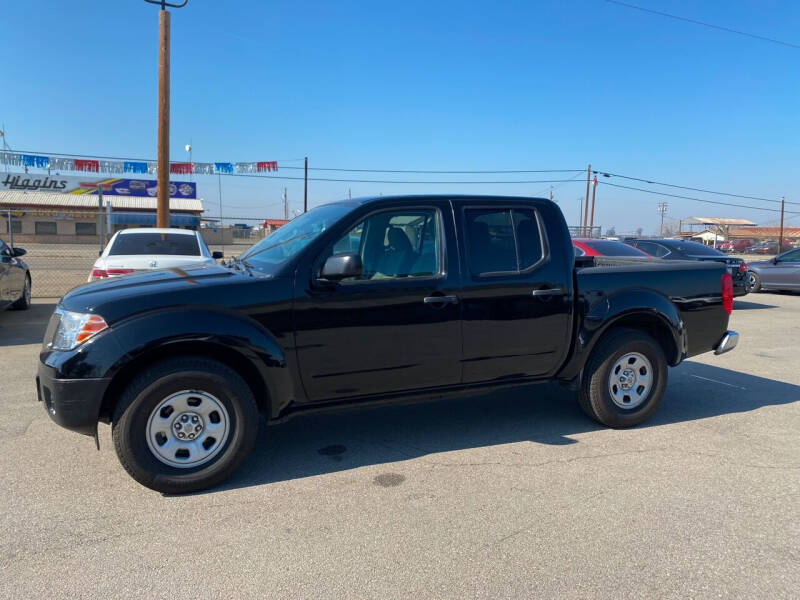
left=747, top=247, right=800, bottom=292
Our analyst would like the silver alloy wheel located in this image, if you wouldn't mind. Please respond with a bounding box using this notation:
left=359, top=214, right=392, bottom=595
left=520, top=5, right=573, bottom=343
left=608, top=352, right=653, bottom=409
left=747, top=272, right=757, bottom=288
left=146, top=390, right=230, bottom=468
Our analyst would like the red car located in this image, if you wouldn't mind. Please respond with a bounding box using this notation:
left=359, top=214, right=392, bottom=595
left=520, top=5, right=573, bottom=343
left=719, top=239, right=755, bottom=253
left=572, top=238, right=651, bottom=257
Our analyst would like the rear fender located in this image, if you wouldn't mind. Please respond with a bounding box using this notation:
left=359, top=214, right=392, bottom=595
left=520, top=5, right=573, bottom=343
left=558, top=289, right=684, bottom=383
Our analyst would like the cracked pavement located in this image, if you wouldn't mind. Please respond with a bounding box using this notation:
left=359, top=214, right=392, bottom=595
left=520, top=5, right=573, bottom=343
left=1, top=295, right=798, bottom=599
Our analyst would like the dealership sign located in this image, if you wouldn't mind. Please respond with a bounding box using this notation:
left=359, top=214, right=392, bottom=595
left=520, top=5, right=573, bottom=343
left=1, top=173, right=196, bottom=198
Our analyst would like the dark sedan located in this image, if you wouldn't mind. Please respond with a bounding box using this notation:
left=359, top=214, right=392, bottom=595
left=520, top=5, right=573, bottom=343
left=0, top=237, right=31, bottom=311
left=747, top=247, right=800, bottom=293
left=628, top=238, right=749, bottom=296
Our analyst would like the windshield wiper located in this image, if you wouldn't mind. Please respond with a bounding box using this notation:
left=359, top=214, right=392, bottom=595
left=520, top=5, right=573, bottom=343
left=225, top=255, right=255, bottom=275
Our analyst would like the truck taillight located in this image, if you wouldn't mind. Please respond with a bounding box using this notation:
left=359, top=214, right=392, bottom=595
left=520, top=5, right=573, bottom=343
left=90, top=268, right=108, bottom=280
left=738, top=262, right=747, bottom=273
left=722, top=273, right=733, bottom=315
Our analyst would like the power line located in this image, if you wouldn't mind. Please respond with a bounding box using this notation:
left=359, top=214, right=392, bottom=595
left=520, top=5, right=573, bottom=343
left=605, top=0, right=800, bottom=49
left=596, top=169, right=799, bottom=206
left=215, top=173, right=586, bottom=185
left=598, top=181, right=800, bottom=215
left=277, top=166, right=584, bottom=174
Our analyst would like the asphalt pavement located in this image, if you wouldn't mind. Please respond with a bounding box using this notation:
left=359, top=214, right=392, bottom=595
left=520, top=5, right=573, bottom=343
left=0, top=295, right=798, bottom=599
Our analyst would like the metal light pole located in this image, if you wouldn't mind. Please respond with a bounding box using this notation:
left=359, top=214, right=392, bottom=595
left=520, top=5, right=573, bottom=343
left=144, top=0, right=189, bottom=228
left=185, top=142, right=192, bottom=181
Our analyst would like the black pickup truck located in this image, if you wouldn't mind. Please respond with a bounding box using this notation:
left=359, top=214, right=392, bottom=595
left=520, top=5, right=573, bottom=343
left=38, top=195, right=738, bottom=493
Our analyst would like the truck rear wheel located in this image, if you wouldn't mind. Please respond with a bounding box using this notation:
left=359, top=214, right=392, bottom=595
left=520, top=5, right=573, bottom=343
left=112, top=357, right=259, bottom=494
left=578, top=328, right=667, bottom=428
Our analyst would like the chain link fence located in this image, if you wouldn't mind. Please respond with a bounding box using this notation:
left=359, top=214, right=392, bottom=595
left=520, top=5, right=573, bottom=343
left=2, top=210, right=274, bottom=298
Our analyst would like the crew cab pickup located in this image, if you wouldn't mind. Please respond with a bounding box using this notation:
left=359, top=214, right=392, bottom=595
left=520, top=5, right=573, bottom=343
left=38, top=195, right=738, bottom=493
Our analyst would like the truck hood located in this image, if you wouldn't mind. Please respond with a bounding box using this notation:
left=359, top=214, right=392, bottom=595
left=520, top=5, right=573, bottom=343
left=59, top=263, right=282, bottom=323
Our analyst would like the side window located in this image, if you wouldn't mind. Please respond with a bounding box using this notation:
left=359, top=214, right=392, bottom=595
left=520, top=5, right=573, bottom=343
left=636, top=241, right=667, bottom=257
left=653, top=244, right=670, bottom=257
left=780, top=248, right=800, bottom=262
left=465, top=208, right=545, bottom=275
left=512, top=209, right=544, bottom=269
left=329, top=209, right=440, bottom=281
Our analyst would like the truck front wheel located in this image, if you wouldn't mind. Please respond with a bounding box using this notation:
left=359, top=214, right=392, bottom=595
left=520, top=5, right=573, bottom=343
left=578, top=328, right=667, bottom=428
left=112, top=357, right=259, bottom=493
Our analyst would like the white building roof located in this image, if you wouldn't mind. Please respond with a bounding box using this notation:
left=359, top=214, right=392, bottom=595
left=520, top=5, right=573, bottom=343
left=0, top=190, right=203, bottom=212
left=682, top=216, right=756, bottom=226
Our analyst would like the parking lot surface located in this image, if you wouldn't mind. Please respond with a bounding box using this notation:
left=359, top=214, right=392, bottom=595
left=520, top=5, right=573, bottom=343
left=1, top=295, right=798, bottom=599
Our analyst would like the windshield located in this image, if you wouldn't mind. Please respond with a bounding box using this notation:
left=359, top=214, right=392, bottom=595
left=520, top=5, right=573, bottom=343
left=680, top=242, right=725, bottom=257
left=240, top=203, right=354, bottom=274
left=109, top=233, right=200, bottom=256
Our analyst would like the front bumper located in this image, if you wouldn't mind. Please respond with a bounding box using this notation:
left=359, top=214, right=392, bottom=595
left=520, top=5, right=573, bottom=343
left=714, top=330, right=739, bottom=356
left=37, top=363, right=110, bottom=437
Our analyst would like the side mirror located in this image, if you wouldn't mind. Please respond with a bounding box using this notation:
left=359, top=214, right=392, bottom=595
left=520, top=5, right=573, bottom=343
left=12, top=247, right=26, bottom=257
left=773, top=257, right=779, bottom=264
left=320, top=252, right=362, bottom=282
left=212, top=251, right=224, bottom=259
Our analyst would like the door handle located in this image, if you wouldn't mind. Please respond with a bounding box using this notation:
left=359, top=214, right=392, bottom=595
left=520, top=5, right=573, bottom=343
left=531, top=287, right=565, bottom=297
left=423, top=295, right=459, bottom=305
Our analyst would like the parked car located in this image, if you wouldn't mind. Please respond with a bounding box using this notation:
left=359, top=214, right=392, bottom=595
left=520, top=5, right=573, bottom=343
left=38, top=195, right=738, bottom=493
left=628, top=238, right=749, bottom=296
left=0, top=237, right=31, bottom=311
left=745, top=240, right=794, bottom=255
left=89, top=228, right=223, bottom=281
left=747, top=247, right=800, bottom=292
left=571, top=238, right=651, bottom=258
left=718, top=239, right=755, bottom=253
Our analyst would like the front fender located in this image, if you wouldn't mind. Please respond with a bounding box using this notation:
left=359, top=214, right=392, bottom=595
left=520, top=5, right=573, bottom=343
left=558, top=289, right=684, bottom=382
left=45, top=306, right=296, bottom=419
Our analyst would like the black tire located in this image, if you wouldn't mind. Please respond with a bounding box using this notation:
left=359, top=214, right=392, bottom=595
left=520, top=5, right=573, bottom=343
left=112, top=357, right=259, bottom=494
left=578, top=328, right=667, bottom=428
left=747, top=271, right=762, bottom=293
left=11, top=274, right=31, bottom=310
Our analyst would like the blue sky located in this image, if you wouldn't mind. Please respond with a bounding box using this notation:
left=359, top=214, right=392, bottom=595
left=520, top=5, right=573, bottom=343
left=2, top=0, right=799, bottom=232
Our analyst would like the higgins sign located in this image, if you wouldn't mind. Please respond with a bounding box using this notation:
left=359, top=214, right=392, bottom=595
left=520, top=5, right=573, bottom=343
left=1, top=174, right=196, bottom=199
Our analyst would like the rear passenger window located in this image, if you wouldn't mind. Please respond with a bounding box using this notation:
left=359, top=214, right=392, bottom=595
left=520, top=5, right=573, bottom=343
left=465, top=208, right=545, bottom=275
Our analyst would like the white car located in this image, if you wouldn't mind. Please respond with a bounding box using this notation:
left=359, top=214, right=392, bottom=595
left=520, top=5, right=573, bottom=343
left=89, top=228, right=222, bottom=281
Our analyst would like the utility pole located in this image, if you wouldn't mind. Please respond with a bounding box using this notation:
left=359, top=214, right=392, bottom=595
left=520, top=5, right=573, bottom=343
left=217, top=172, right=223, bottom=227
left=657, top=202, right=668, bottom=236
left=583, top=164, right=591, bottom=235
left=778, top=196, right=785, bottom=252
left=589, top=175, right=597, bottom=237
left=283, top=187, right=288, bottom=221
left=97, top=185, right=105, bottom=253
left=303, top=157, right=308, bottom=213
left=549, top=185, right=554, bottom=202
left=348, top=188, right=352, bottom=200
left=144, top=0, right=189, bottom=228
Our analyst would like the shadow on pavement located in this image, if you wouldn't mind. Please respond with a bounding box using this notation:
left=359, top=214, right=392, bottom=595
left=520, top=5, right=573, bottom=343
left=204, top=361, right=799, bottom=494
left=0, top=302, right=56, bottom=347
left=733, top=300, right=778, bottom=310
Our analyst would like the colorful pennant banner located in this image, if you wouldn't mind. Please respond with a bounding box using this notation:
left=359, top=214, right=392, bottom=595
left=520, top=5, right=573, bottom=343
left=0, top=151, right=279, bottom=176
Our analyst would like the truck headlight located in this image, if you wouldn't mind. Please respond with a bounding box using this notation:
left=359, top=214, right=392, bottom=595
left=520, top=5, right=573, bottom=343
left=50, top=309, right=108, bottom=351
